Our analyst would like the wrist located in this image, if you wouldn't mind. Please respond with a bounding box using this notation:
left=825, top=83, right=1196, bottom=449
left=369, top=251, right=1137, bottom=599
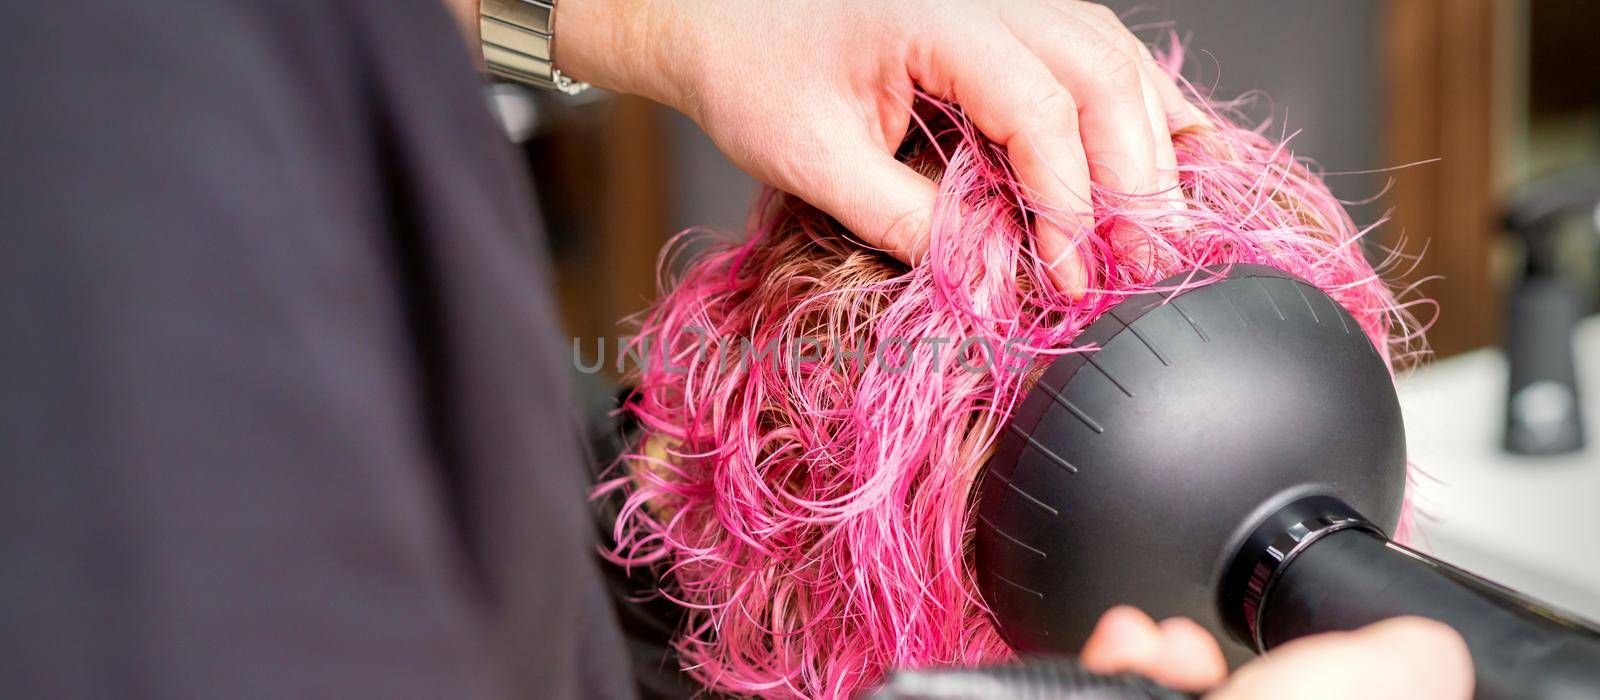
left=554, top=0, right=684, bottom=105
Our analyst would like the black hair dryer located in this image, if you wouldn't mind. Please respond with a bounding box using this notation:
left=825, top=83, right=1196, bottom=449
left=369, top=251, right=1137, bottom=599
left=958, top=265, right=1600, bottom=699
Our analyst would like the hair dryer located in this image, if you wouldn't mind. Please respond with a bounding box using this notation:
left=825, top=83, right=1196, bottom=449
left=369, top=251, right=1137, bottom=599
left=963, top=265, right=1600, bottom=699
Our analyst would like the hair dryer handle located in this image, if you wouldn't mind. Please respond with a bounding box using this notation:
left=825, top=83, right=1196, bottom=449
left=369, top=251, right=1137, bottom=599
left=1260, top=528, right=1600, bottom=700
left=869, top=659, right=1196, bottom=700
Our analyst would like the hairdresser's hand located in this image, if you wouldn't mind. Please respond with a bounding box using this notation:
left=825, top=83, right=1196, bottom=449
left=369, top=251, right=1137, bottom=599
left=1080, top=606, right=1475, bottom=698
left=552, top=0, right=1198, bottom=293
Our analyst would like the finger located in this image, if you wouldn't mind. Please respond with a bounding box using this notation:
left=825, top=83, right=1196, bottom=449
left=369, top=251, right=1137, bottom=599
left=797, top=136, right=939, bottom=264
left=925, top=30, right=1091, bottom=293
left=1057, top=3, right=1181, bottom=201
left=1002, top=5, right=1161, bottom=199
left=1148, top=617, right=1228, bottom=692
left=1079, top=605, right=1164, bottom=675
left=1070, top=0, right=1206, bottom=132
left=1136, top=60, right=1181, bottom=201
left=1208, top=617, right=1474, bottom=700
left=1080, top=608, right=1229, bottom=693
left=1066, top=4, right=1170, bottom=191
left=1131, top=37, right=1209, bottom=132
left=1037, top=7, right=1184, bottom=267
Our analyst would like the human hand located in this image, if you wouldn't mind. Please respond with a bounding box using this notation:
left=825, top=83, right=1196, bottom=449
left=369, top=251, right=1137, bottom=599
left=1080, top=606, right=1475, bottom=699
left=555, top=0, right=1200, bottom=293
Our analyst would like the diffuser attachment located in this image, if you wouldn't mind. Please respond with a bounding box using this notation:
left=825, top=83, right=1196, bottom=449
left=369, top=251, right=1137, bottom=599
left=973, top=265, right=1406, bottom=661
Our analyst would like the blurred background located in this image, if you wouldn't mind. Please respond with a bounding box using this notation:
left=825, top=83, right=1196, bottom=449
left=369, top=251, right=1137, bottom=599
left=497, top=0, right=1600, bottom=613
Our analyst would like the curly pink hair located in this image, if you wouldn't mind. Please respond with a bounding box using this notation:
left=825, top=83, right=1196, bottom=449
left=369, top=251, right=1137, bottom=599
left=596, top=52, right=1427, bottom=698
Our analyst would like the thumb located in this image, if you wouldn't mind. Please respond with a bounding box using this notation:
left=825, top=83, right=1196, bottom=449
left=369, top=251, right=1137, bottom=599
left=796, top=140, right=938, bottom=265
left=1207, top=617, right=1474, bottom=700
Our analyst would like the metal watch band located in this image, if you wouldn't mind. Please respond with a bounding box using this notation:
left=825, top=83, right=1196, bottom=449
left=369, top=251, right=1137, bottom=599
left=480, top=0, right=589, bottom=95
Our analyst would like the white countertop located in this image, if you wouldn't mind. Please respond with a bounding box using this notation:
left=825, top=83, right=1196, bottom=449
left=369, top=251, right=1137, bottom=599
left=1402, top=317, right=1600, bottom=619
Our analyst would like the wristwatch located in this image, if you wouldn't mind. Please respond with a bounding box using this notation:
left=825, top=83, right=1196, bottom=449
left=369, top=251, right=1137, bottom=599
left=480, top=0, right=590, bottom=95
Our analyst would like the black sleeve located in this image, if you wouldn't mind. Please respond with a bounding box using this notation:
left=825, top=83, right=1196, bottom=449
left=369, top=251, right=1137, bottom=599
left=0, top=1, right=631, bottom=698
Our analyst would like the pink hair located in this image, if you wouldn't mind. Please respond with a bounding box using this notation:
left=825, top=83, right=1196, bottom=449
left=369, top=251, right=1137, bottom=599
left=596, top=51, right=1428, bottom=698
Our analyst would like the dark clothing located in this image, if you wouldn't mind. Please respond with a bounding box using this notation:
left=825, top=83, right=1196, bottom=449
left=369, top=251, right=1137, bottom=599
left=587, top=401, right=701, bottom=700
left=0, top=1, right=631, bottom=698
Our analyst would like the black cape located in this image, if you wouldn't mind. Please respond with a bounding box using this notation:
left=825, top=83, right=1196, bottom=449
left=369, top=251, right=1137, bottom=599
left=0, top=1, right=632, bottom=697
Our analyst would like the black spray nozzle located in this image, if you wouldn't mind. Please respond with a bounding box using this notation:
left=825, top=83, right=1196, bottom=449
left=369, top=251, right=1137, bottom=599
left=1503, top=166, right=1600, bottom=277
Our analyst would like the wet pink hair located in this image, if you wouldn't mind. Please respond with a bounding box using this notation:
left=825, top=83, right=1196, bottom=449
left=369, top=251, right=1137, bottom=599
left=596, top=48, right=1428, bottom=698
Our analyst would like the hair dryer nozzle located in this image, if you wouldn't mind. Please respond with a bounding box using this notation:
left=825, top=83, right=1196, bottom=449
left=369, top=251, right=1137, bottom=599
left=974, top=265, right=1600, bottom=699
left=973, top=264, right=1407, bottom=660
